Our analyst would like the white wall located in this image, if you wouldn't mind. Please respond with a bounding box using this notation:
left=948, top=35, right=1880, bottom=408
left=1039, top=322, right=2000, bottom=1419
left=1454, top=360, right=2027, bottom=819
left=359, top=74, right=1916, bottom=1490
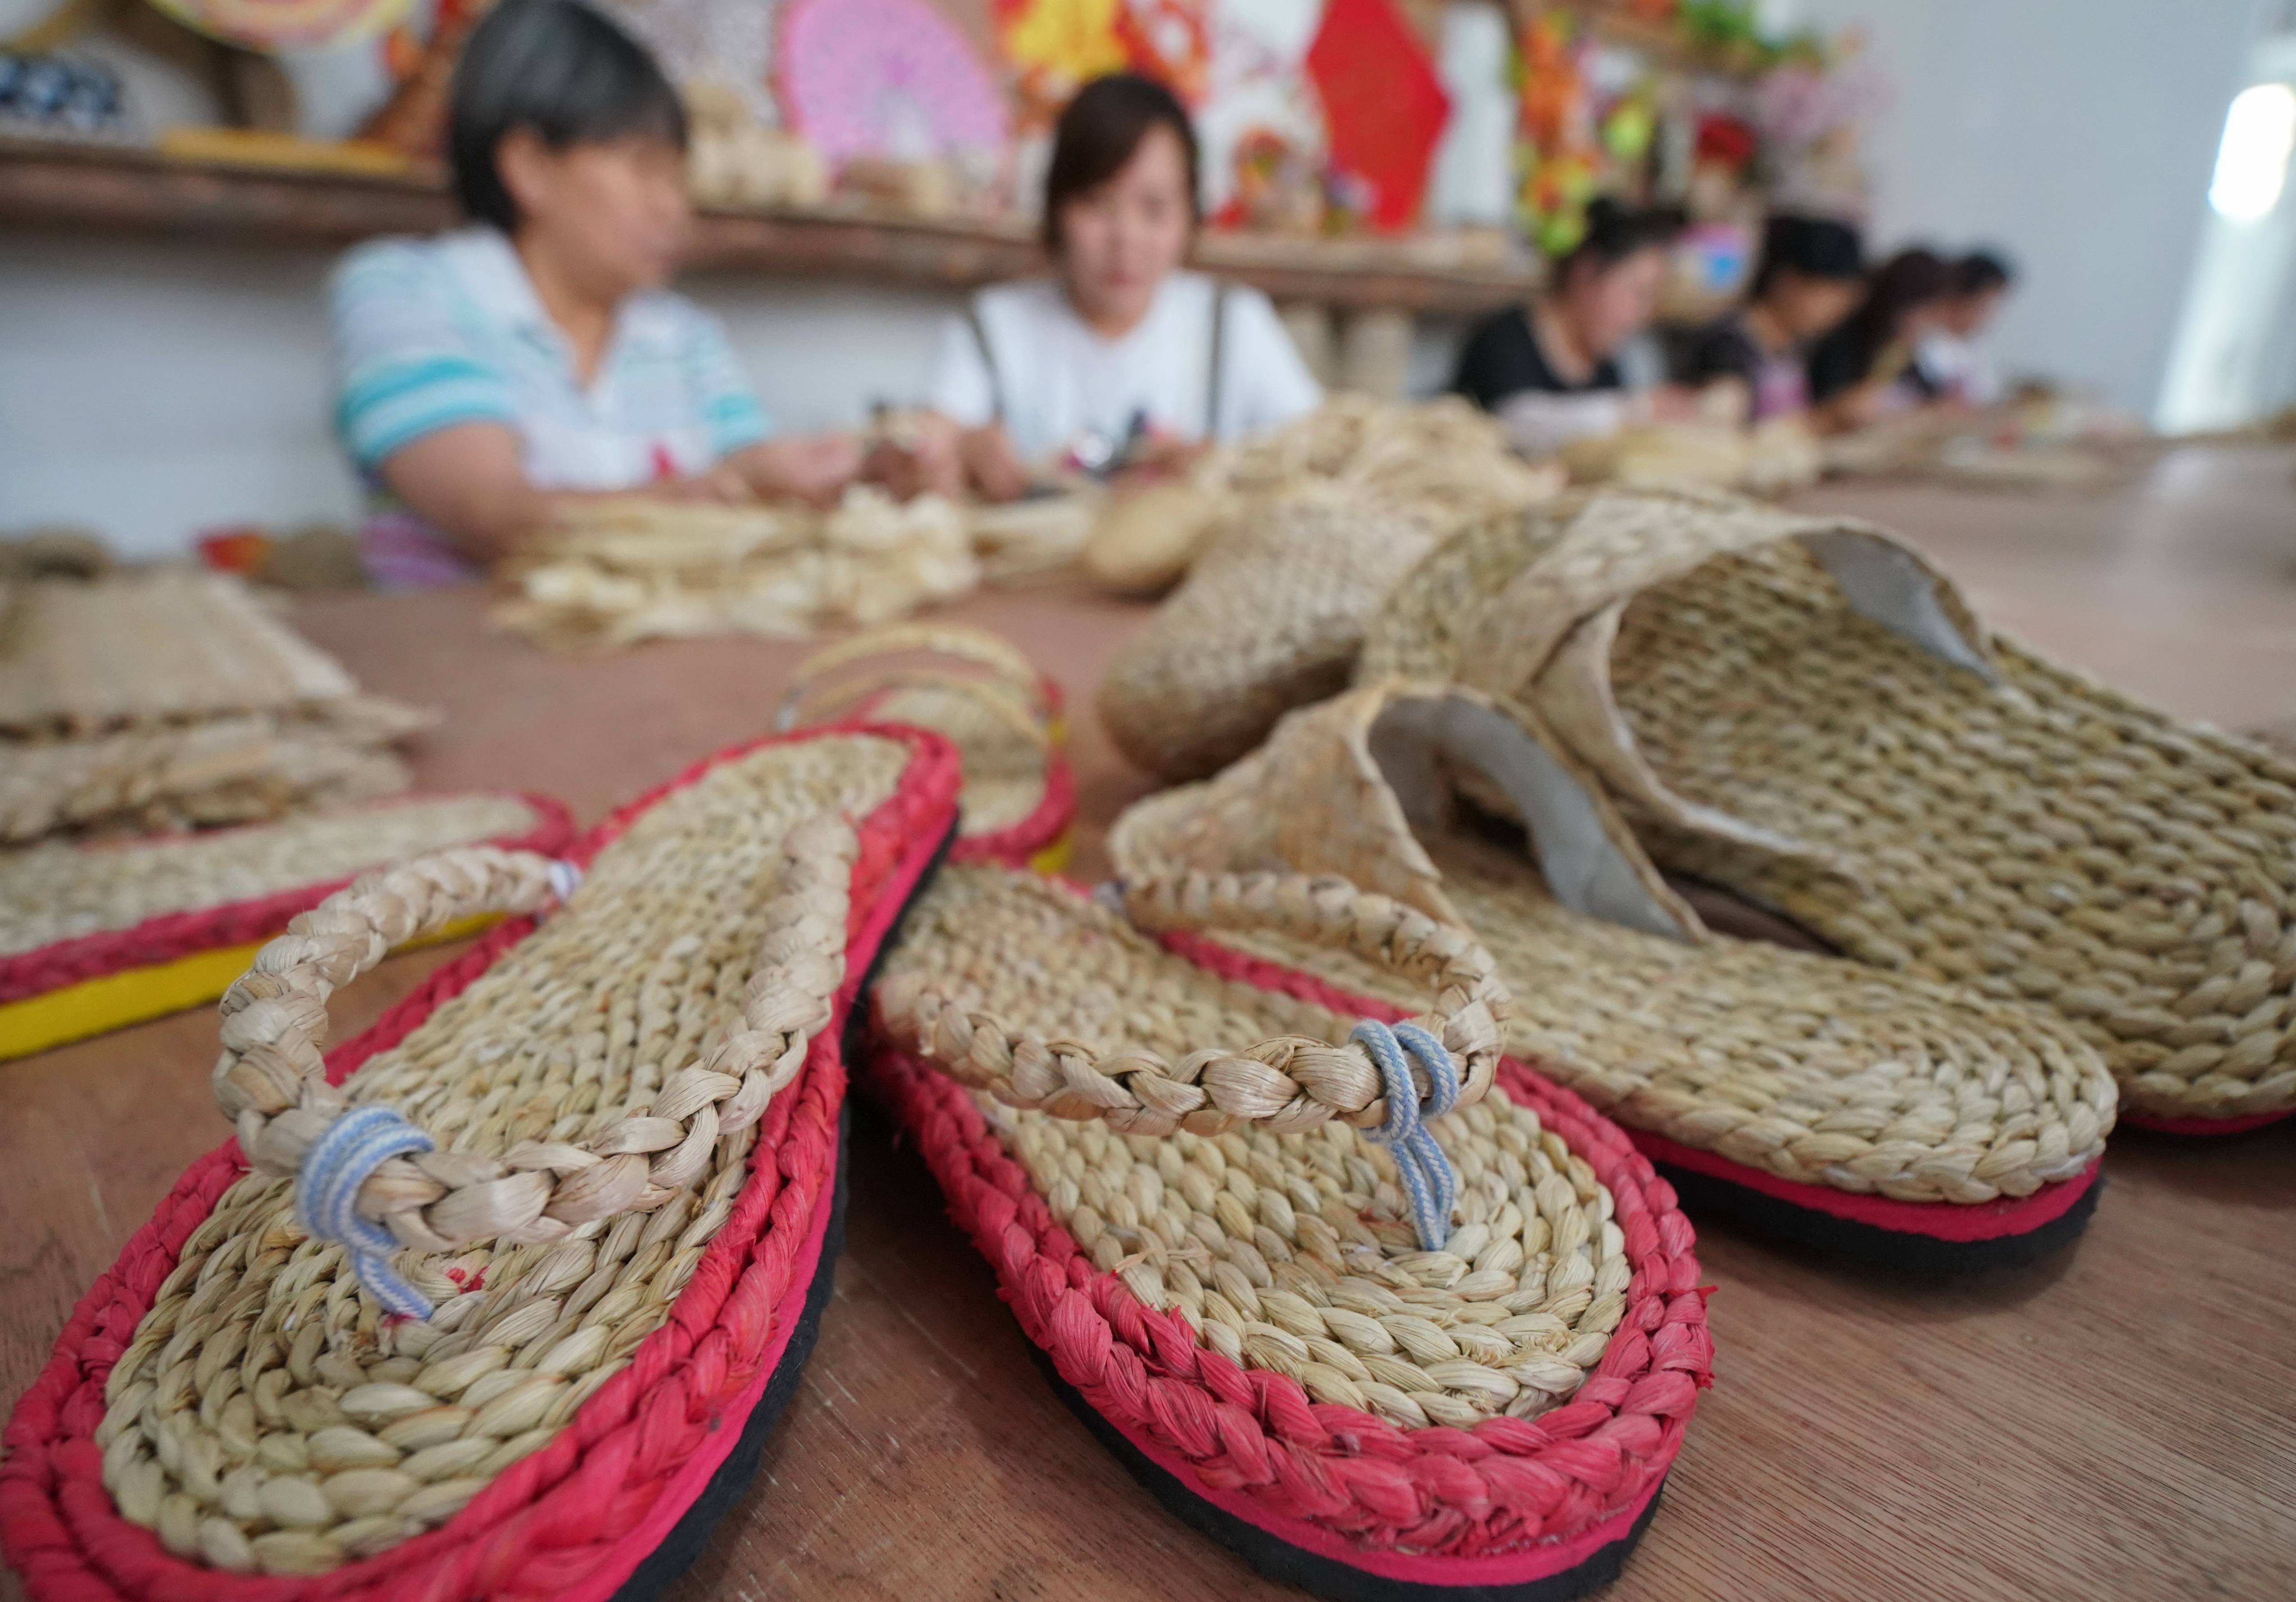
left=0, top=234, right=958, bottom=558
left=1788, top=0, right=2269, bottom=413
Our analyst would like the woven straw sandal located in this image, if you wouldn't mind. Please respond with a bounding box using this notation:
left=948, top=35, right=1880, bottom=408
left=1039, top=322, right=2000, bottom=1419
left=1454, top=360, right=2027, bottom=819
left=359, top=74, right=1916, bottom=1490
left=775, top=622, right=1073, bottom=871
left=863, top=861, right=1709, bottom=1599
left=0, top=793, right=571, bottom=1061
left=1111, top=684, right=2116, bottom=1274
left=1, top=726, right=959, bottom=1601
left=1360, top=487, right=2296, bottom=1135
left=1097, top=401, right=1559, bottom=785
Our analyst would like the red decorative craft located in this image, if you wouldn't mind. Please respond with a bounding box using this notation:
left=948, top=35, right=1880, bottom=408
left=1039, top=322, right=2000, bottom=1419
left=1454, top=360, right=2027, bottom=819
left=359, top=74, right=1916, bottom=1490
left=1304, top=0, right=1450, bottom=232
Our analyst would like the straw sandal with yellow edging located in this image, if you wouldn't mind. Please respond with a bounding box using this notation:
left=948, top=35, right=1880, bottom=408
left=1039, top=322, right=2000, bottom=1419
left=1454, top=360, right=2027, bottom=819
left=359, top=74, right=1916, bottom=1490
left=1110, top=684, right=2116, bottom=1274
left=1362, top=487, right=2296, bottom=1134
left=2, top=726, right=959, bottom=1601
left=863, top=862, right=1709, bottom=1600
left=0, top=793, right=571, bottom=1062
left=775, top=621, right=1073, bottom=871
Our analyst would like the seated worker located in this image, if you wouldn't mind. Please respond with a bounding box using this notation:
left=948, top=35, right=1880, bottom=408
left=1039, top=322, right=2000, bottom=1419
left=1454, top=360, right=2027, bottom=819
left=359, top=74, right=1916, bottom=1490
left=1674, top=213, right=1866, bottom=423
left=328, top=0, right=856, bottom=588
left=1805, top=247, right=1954, bottom=432
left=910, top=72, right=1322, bottom=503
left=1451, top=197, right=1696, bottom=456
left=1913, top=250, right=2016, bottom=406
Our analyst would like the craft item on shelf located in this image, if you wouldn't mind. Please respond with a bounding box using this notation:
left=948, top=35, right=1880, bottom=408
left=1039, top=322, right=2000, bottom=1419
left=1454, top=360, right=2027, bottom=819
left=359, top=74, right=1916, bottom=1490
left=1560, top=416, right=1821, bottom=496
left=777, top=0, right=1007, bottom=188
left=157, top=122, right=410, bottom=172
left=0, top=789, right=568, bottom=1059
left=607, top=0, right=779, bottom=127
left=494, top=486, right=995, bottom=651
left=1, top=703, right=431, bottom=843
left=0, top=47, right=128, bottom=140
left=1114, top=0, right=1208, bottom=102
left=1303, top=0, right=1446, bottom=233
left=833, top=152, right=957, bottom=216
left=358, top=0, right=487, bottom=157
left=685, top=76, right=826, bottom=211
left=1425, top=0, right=1513, bottom=229
left=1195, top=0, right=1324, bottom=224
left=149, top=0, right=414, bottom=54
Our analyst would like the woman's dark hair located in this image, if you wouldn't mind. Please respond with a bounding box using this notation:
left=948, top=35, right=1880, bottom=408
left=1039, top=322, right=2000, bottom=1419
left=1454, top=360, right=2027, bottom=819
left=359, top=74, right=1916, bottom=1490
left=1555, top=198, right=1682, bottom=290
left=1750, top=212, right=1866, bottom=297
left=1953, top=249, right=2015, bottom=296
left=1807, top=247, right=1953, bottom=400
left=1042, top=72, right=1200, bottom=254
left=448, top=0, right=687, bottom=232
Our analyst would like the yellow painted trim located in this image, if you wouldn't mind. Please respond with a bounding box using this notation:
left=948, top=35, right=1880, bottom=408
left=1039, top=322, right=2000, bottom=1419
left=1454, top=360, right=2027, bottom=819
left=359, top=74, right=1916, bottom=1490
left=0, top=914, right=502, bottom=1063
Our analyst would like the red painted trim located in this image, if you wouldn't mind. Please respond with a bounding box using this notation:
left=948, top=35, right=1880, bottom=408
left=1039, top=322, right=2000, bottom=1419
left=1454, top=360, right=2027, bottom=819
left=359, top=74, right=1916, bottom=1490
left=843, top=672, right=1075, bottom=870
left=0, top=726, right=961, bottom=1602
left=2120, top=1107, right=2295, bottom=1136
left=0, top=792, right=575, bottom=1005
left=860, top=879, right=1711, bottom=1570
left=1626, top=1131, right=2102, bottom=1241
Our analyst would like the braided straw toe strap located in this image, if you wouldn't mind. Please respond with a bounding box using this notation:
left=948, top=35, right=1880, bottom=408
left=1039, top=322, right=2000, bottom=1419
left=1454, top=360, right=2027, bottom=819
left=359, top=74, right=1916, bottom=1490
left=877, top=870, right=1510, bottom=1138
left=212, top=816, right=858, bottom=1317
left=775, top=621, right=1055, bottom=741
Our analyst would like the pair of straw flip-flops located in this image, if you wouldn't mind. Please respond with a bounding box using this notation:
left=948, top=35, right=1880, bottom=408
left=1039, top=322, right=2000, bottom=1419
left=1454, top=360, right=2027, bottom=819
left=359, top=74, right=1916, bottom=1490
left=3, top=624, right=1698, bottom=1602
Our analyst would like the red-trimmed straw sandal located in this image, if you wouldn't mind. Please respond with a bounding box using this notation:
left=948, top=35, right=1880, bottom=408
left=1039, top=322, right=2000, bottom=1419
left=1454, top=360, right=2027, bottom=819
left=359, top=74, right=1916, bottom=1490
left=1362, top=487, right=2296, bottom=1135
left=1, top=726, right=958, bottom=1601
left=1110, top=684, right=2116, bottom=1275
left=776, top=621, right=1074, bottom=872
left=0, top=793, right=571, bottom=1062
left=863, top=860, right=1709, bottom=1599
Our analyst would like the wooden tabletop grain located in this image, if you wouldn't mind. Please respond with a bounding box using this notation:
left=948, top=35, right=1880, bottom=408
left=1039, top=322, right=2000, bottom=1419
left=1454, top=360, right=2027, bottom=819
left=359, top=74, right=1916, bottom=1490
left=7, top=454, right=2295, bottom=1602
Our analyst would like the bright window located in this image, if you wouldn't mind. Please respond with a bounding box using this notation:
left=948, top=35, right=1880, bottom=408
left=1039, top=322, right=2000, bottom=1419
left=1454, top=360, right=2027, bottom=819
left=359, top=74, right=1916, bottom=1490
left=2208, top=82, right=2296, bottom=223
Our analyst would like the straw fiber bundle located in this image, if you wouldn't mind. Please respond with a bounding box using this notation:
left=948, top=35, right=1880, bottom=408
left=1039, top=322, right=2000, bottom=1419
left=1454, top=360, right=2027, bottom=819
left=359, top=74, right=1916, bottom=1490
left=1559, top=418, right=1822, bottom=497
left=1110, top=686, right=2114, bottom=1259
left=864, top=862, right=1704, bottom=1581
left=5, top=729, right=959, bottom=1591
left=1363, top=487, right=2296, bottom=1127
left=1097, top=399, right=1561, bottom=783
left=778, top=622, right=1071, bottom=866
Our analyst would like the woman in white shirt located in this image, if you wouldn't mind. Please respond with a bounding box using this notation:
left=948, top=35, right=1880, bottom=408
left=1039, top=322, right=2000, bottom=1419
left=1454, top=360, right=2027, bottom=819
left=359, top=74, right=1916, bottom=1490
left=911, top=73, right=1321, bottom=501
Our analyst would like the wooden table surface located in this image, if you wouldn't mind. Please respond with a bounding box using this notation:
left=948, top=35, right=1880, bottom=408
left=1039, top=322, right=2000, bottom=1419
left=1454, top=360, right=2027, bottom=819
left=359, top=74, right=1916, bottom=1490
left=7, top=451, right=2296, bottom=1602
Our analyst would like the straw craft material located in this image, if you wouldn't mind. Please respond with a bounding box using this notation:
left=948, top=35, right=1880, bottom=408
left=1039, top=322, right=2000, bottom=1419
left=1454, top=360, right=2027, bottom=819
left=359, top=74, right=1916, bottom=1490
left=1110, top=686, right=2115, bottom=1233
left=777, top=622, right=1073, bottom=868
left=1097, top=400, right=1562, bottom=783
left=4, top=728, right=961, bottom=1593
left=1821, top=399, right=2149, bottom=493
left=862, top=862, right=1705, bottom=1577
left=0, top=571, right=360, bottom=734
left=1080, top=481, right=1222, bottom=596
left=0, top=704, right=433, bottom=844
left=1, top=792, right=555, bottom=963
left=1362, top=487, right=2296, bottom=1127
left=1558, top=418, right=1822, bottom=498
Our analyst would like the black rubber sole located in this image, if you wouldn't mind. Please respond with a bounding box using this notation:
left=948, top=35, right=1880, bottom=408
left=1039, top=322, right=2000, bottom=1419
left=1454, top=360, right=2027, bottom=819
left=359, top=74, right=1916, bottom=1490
left=1655, top=1161, right=2104, bottom=1278
left=613, top=813, right=955, bottom=1602
left=1033, top=1348, right=1665, bottom=1602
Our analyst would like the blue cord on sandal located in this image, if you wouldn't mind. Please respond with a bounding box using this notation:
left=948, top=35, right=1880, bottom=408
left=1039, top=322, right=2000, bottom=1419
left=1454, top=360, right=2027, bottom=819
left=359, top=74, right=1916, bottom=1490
left=295, top=1104, right=437, bottom=1319
left=1350, top=1019, right=1460, bottom=1251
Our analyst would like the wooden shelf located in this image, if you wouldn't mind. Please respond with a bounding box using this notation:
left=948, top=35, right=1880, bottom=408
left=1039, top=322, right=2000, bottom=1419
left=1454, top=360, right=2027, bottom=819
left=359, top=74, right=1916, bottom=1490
left=0, top=138, right=1535, bottom=314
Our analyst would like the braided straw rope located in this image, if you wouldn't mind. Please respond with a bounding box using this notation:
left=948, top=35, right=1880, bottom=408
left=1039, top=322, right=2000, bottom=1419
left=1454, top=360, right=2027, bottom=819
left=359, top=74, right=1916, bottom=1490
left=1362, top=488, right=2296, bottom=1123
left=777, top=622, right=1059, bottom=839
left=1097, top=398, right=1563, bottom=783
left=90, top=734, right=915, bottom=1575
left=1110, top=685, right=2114, bottom=1203
left=2, top=793, right=541, bottom=959
left=871, top=864, right=1659, bottom=1431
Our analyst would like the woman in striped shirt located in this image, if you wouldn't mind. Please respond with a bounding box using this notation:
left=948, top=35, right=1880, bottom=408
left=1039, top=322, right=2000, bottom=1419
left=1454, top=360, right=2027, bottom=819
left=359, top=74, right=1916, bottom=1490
left=328, top=0, right=856, bottom=588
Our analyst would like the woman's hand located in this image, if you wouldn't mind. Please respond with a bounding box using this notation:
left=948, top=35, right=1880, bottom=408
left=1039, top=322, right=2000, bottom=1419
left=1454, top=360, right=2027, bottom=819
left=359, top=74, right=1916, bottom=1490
left=959, top=423, right=1033, bottom=504
left=728, top=433, right=864, bottom=508
left=861, top=411, right=965, bottom=501
left=1110, top=433, right=1207, bottom=488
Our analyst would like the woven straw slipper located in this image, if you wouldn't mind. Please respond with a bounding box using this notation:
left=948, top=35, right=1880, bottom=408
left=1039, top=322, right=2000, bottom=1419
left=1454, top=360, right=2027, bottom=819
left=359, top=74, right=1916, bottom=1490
left=0, top=793, right=571, bottom=1061
left=1112, top=684, right=2116, bottom=1274
left=1098, top=400, right=1560, bottom=784
left=2, top=726, right=959, bottom=1600
left=776, top=622, right=1073, bottom=871
left=1361, top=487, right=2296, bottom=1134
left=863, top=861, right=1709, bottom=1599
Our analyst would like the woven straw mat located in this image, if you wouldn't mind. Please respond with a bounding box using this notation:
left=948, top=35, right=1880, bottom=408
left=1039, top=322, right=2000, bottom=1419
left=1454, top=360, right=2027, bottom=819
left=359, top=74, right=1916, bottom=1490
left=92, top=734, right=913, bottom=1573
left=2, top=794, right=541, bottom=958
left=871, top=862, right=1638, bottom=1431
left=0, top=571, right=358, bottom=733
left=1360, top=487, right=2296, bottom=1123
left=1098, top=401, right=1558, bottom=784
left=1110, top=684, right=2115, bottom=1204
